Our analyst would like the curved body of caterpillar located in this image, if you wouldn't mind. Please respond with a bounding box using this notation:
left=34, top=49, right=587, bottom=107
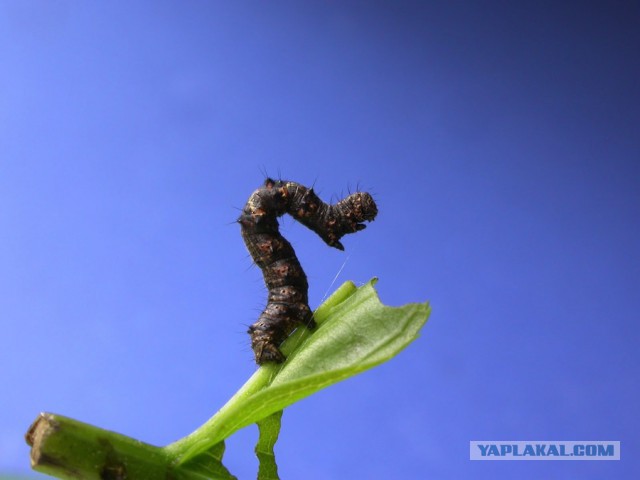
left=238, top=178, right=378, bottom=364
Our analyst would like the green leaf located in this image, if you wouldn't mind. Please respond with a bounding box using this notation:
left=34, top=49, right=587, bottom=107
left=255, top=411, right=283, bottom=480
left=168, top=278, right=431, bottom=465
left=179, top=441, right=237, bottom=480
left=237, top=279, right=430, bottom=422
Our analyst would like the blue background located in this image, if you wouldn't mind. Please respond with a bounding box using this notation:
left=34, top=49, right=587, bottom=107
left=1, top=1, right=638, bottom=479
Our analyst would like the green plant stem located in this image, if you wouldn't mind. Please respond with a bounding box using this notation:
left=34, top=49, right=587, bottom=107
left=25, top=412, right=175, bottom=480
left=163, top=280, right=357, bottom=464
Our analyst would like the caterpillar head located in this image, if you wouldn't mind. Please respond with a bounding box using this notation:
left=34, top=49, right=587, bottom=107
left=347, top=191, right=378, bottom=223
left=323, top=192, right=378, bottom=250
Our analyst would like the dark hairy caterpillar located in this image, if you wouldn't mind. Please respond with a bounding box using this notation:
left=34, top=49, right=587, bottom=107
left=238, top=178, right=378, bottom=364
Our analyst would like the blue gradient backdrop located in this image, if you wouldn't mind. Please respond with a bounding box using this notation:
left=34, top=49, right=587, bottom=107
left=1, top=2, right=638, bottom=479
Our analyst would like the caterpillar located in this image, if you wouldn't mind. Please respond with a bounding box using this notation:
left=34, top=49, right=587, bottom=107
left=238, top=178, right=378, bottom=364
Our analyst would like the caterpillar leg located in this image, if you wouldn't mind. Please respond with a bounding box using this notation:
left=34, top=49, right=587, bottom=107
left=248, top=303, right=314, bottom=364
left=248, top=324, right=286, bottom=364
